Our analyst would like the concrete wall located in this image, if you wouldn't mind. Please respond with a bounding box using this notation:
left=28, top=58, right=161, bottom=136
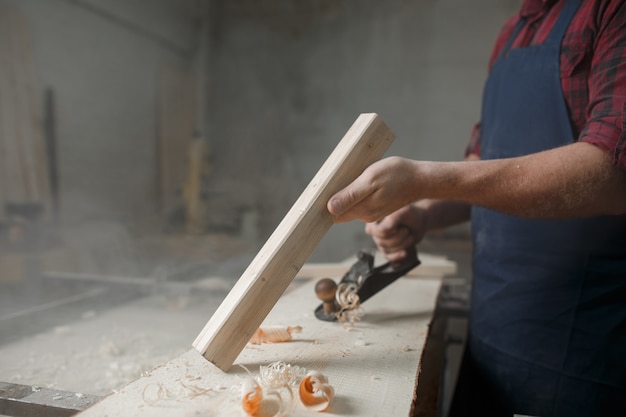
left=2, top=0, right=199, bottom=225
left=206, top=0, right=521, bottom=261
left=2, top=0, right=523, bottom=263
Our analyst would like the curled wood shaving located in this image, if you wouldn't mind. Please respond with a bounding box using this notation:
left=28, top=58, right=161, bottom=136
left=335, top=283, right=363, bottom=325
left=178, top=380, right=213, bottom=399
left=249, top=325, right=302, bottom=344
left=241, top=375, right=294, bottom=417
left=242, top=378, right=263, bottom=415
left=141, top=383, right=174, bottom=406
left=298, top=371, right=335, bottom=412
left=263, top=387, right=293, bottom=417
left=259, top=361, right=307, bottom=389
left=241, top=361, right=334, bottom=415
left=141, top=379, right=215, bottom=407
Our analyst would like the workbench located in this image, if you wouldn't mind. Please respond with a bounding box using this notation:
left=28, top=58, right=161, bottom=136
left=75, top=265, right=446, bottom=417
left=3, top=113, right=448, bottom=415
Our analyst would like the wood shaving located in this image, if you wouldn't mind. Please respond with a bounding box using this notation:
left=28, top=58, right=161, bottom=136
left=263, top=387, right=293, bottom=417
left=298, top=371, right=334, bottom=412
left=335, top=283, right=363, bottom=325
left=240, top=362, right=335, bottom=415
left=141, top=380, right=214, bottom=407
left=249, top=325, right=302, bottom=344
left=141, top=383, right=169, bottom=406
left=241, top=379, right=293, bottom=417
left=259, top=361, right=307, bottom=389
left=179, top=380, right=213, bottom=399
left=241, top=378, right=263, bottom=415
left=241, top=361, right=306, bottom=416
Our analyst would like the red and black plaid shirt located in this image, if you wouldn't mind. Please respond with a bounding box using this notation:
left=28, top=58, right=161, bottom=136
left=466, top=0, right=626, bottom=170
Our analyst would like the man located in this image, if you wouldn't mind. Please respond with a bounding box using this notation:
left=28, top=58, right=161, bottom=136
left=327, top=0, right=626, bottom=416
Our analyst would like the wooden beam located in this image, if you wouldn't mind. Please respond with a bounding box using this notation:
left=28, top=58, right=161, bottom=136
left=0, top=4, right=50, bottom=212
left=17, top=8, right=52, bottom=210
left=0, top=381, right=100, bottom=417
left=157, top=62, right=197, bottom=214
left=193, top=113, right=395, bottom=371
left=0, top=3, right=25, bottom=205
left=77, top=276, right=442, bottom=417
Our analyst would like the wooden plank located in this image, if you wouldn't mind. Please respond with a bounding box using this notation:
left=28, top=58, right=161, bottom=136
left=16, top=7, right=51, bottom=209
left=11, top=7, right=39, bottom=202
left=44, top=88, right=60, bottom=218
left=78, top=276, right=441, bottom=417
left=0, top=4, right=50, bottom=211
left=193, top=114, right=395, bottom=371
left=0, top=3, right=6, bottom=215
left=0, top=37, right=7, bottom=217
left=183, top=138, right=209, bottom=234
left=158, top=62, right=196, bottom=213
left=0, top=381, right=100, bottom=417
left=0, top=3, right=26, bottom=205
left=297, top=251, right=457, bottom=280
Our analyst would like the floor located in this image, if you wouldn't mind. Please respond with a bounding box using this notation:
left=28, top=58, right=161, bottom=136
left=0, top=233, right=257, bottom=396
left=0, top=233, right=472, bottom=415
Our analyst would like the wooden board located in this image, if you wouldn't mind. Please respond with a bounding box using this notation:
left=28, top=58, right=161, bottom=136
left=158, top=62, right=197, bottom=214
left=0, top=4, right=50, bottom=215
left=0, top=4, right=24, bottom=208
left=78, top=276, right=442, bottom=417
left=193, top=114, right=395, bottom=371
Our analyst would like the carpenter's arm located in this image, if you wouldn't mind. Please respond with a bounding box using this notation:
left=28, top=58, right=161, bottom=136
left=408, top=153, right=481, bottom=233
left=413, top=199, right=472, bottom=232
left=328, top=141, right=626, bottom=223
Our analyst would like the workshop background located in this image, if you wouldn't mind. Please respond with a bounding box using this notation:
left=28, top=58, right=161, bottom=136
left=0, top=0, right=520, bottom=414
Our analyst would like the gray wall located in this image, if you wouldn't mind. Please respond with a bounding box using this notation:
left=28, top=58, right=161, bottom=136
left=206, top=0, right=521, bottom=261
left=2, top=0, right=199, bottom=224
left=3, top=0, right=522, bottom=263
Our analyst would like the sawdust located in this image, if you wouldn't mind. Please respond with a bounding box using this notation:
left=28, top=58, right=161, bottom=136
left=0, top=292, right=223, bottom=396
left=140, top=378, right=217, bottom=407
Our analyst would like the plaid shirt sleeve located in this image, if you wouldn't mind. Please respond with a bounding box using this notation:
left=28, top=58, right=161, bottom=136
left=578, top=2, right=626, bottom=170
left=465, top=1, right=626, bottom=171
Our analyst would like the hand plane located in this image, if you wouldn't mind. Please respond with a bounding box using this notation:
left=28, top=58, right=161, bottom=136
left=314, top=249, right=420, bottom=321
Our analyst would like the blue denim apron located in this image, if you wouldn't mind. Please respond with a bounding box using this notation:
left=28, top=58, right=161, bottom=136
left=467, top=0, right=626, bottom=415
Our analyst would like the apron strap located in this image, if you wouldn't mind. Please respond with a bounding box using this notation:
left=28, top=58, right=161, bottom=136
left=497, top=0, right=581, bottom=60
left=497, top=19, right=526, bottom=60
left=544, top=0, right=581, bottom=46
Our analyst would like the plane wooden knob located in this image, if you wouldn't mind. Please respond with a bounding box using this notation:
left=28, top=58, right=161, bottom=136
left=315, top=278, right=338, bottom=314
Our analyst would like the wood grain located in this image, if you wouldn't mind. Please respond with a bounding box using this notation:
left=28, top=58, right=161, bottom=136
left=193, top=114, right=395, bottom=371
left=78, top=276, right=442, bottom=417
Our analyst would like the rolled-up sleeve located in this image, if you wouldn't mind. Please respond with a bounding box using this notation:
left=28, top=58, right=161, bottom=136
left=578, top=4, right=626, bottom=170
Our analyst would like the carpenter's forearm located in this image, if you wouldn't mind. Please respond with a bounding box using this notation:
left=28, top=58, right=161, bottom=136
left=415, top=142, right=626, bottom=218
left=415, top=199, right=471, bottom=231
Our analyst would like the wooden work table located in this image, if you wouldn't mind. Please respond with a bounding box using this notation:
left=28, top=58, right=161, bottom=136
left=77, top=259, right=447, bottom=417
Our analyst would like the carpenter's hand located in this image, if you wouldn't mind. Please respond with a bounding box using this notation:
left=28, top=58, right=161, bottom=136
left=327, top=157, right=420, bottom=223
left=365, top=205, right=426, bottom=263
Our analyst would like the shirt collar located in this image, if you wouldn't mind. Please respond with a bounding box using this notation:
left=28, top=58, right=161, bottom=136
left=520, top=0, right=557, bottom=18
